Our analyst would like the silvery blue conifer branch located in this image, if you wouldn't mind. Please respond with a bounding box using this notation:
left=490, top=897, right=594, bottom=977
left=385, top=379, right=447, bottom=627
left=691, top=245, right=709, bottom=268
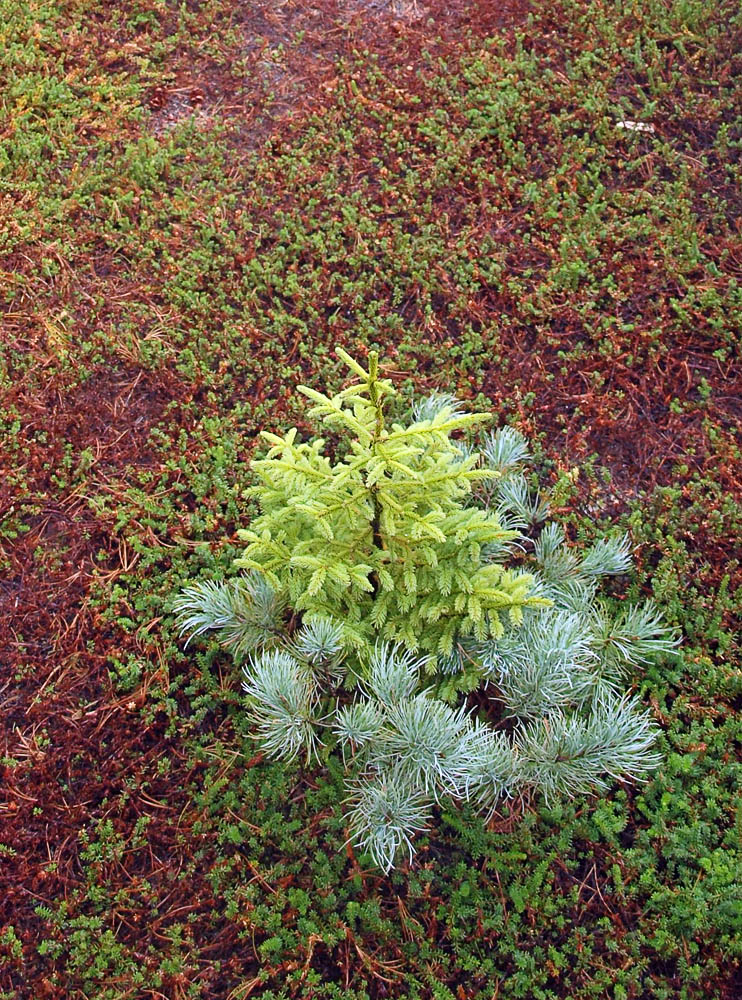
left=578, top=534, right=633, bottom=578
left=495, top=473, right=549, bottom=525
left=468, top=722, right=522, bottom=818
left=173, top=573, right=286, bottom=657
left=590, top=600, right=680, bottom=675
left=514, top=694, right=662, bottom=799
left=242, top=650, right=321, bottom=763
left=333, top=701, right=386, bottom=755
left=362, top=643, right=424, bottom=706
left=412, top=392, right=467, bottom=423
left=481, top=609, right=601, bottom=718
left=345, top=766, right=432, bottom=873
left=482, top=426, right=531, bottom=474
left=289, top=618, right=347, bottom=682
left=381, top=695, right=473, bottom=799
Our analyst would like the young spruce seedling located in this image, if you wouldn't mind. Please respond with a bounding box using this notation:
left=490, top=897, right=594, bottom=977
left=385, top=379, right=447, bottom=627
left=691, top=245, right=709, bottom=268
left=175, top=350, right=677, bottom=871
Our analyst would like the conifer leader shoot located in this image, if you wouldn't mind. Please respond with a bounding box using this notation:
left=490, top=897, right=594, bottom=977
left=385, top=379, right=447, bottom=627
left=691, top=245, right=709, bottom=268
left=175, top=350, right=677, bottom=871
left=237, top=348, right=544, bottom=657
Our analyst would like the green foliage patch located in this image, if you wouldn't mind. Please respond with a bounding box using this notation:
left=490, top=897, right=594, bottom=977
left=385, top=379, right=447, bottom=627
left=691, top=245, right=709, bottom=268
left=0, top=0, right=740, bottom=996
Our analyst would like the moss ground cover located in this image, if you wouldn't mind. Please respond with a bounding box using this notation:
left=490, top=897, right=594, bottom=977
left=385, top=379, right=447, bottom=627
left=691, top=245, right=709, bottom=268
left=1, top=0, right=740, bottom=996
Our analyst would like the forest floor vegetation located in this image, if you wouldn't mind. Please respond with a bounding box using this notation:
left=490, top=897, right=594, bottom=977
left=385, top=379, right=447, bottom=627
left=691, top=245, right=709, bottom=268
left=1, top=0, right=740, bottom=997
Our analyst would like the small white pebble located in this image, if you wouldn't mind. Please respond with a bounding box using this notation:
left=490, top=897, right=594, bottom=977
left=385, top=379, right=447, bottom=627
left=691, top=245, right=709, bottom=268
left=616, top=120, right=656, bottom=133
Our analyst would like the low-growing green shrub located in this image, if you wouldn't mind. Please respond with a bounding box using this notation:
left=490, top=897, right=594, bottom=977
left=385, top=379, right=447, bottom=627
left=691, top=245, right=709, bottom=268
left=175, top=350, right=677, bottom=871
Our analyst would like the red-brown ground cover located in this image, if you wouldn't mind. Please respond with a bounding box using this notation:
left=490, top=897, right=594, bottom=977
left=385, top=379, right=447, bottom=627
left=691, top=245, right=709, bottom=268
left=1, top=0, right=740, bottom=996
